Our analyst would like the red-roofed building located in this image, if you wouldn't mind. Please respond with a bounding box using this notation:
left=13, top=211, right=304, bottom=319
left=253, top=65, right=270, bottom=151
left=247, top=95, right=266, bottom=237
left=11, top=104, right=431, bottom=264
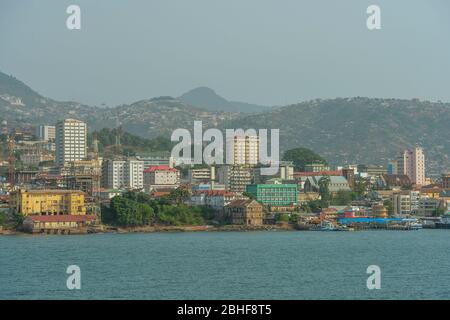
left=23, top=214, right=98, bottom=234
left=143, top=165, right=180, bottom=192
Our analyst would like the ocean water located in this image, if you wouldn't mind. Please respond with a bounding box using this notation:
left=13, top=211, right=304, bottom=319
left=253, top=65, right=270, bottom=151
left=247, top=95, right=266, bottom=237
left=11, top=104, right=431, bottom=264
left=1, top=230, right=450, bottom=300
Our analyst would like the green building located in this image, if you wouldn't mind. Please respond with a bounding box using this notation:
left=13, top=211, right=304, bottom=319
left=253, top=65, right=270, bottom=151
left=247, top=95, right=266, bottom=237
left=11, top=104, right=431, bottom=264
left=246, top=183, right=298, bottom=206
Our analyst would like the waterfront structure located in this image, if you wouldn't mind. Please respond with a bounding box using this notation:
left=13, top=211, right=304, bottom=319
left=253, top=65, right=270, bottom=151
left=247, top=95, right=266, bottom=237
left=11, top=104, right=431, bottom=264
left=246, top=183, right=298, bottom=207
left=23, top=214, right=97, bottom=234
left=11, top=189, right=86, bottom=216
left=303, top=176, right=351, bottom=194
left=217, top=165, right=252, bottom=193
left=101, top=158, right=144, bottom=190
left=397, top=147, right=426, bottom=186
left=224, top=199, right=264, bottom=225
left=143, top=165, right=180, bottom=192
left=36, top=125, right=56, bottom=142
left=55, top=119, right=87, bottom=167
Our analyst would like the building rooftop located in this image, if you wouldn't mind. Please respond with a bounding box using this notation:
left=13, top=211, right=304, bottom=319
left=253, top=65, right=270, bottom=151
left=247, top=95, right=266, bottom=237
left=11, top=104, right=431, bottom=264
left=144, top=165, right=178, bottom=173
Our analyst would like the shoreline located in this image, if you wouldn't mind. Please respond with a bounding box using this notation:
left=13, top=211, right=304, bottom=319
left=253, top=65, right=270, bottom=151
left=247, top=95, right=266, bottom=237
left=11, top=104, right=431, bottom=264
left=0, top=224, right=295, bottom=236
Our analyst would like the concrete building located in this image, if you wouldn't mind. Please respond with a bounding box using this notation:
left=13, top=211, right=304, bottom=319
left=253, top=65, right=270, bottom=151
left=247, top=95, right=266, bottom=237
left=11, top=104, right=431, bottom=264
left=11, top=189, right=86, bottom=216
left=224, top=199, right=264, bottom=225
left=217, top=165, right=252, bottom=193
left=418, top=197, right=441, bottom=216
left=188, top=166, right=215, bottom=183
left=36, top=125, right=56, bottom=142
left=397, top=147, right=426, bottom=186
left=101, top=159, right=144, bottom=190
left=304, top=163, right=330, bottom=172
left=143, top=165, right=180, bottom=191
left=442, top=173, right=450, bottom=189
left=55, top=119, right=87, bottom=167
left=393, top=191, right=420, bottom=216
left=136, top=156, right=174, bottom=169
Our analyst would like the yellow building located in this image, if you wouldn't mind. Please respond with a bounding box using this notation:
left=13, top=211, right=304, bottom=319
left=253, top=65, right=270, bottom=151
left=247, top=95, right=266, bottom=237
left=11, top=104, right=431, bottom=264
left=12, top=189, right=86, bottom=216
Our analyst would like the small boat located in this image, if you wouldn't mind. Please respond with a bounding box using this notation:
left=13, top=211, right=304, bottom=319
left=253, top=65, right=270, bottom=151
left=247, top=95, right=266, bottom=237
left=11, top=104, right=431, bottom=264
left=408, top=222, right=423, bottom=230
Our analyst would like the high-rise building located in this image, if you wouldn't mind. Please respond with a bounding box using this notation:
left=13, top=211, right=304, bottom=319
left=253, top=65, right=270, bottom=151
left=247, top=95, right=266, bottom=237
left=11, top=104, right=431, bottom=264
left=229, top=134, right=259, bottom=166
left=397, top=147, right=425, bottom=186
left=387, top=160, right=398, bottom=175
left=36, top=125, right=56, bottom=142
left=102, top=158, right=144, bottom=190
left=217, top=165, right=252, bottom=193
left=55, top=119, right=87, bottom=167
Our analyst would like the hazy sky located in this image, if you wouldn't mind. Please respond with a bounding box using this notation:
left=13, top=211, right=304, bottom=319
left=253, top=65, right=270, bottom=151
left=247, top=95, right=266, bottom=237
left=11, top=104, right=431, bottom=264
left=1, top=0, right=450, bottom=107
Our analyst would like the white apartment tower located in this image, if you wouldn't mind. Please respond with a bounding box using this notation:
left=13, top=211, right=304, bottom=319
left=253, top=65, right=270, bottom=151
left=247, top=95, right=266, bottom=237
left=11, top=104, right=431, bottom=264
left=102, top=159, right=144, bottom=190
left=397, top=147, right=425, bottom=186
left=55, top=119, right=87, bottom=167
left=229, top=134, right=259, bottom=166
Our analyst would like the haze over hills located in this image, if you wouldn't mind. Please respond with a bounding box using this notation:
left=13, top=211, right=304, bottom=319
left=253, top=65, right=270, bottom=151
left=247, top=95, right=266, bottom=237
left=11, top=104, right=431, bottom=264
left=0, top=70, right=449, bottom=173
left=179, top=87, right=271, bottom=113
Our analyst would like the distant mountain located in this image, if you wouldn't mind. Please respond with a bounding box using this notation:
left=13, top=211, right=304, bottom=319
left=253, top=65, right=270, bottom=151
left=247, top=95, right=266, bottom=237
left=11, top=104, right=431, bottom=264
left=220, top=97, right=450, bottom=174
left=0, top=71, right=98, bottom=127
left=179, top=87, right=271, bottom=113
left=0, top=71, right=238, bottom=137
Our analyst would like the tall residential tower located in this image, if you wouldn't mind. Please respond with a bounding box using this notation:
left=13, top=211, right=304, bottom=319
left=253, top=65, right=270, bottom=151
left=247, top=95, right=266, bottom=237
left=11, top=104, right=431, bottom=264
left=55, top=119, right=87, bottom=167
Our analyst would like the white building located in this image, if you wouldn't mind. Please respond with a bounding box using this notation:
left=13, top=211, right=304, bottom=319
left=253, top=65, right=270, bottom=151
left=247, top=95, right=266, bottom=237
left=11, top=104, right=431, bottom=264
left=228, top=134, right=259, bottom=166
left=143, top=165, right=180, bottom=191
left=36, top=125, right=56, bottom=142
left=102, top=159, right=144, bottom=190
left=55, top=119, right=87, bottom=167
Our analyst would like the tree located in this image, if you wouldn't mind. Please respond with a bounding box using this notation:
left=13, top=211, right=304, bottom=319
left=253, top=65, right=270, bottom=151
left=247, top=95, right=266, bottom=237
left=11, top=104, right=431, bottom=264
left=318, top=175, right=331, bottom=208
left=433, top=208, right=445, bottom=217
left=168, top=187, right=191, bottom=205
left=332, top=190, right=353, bottom=206
left=282, top=147, right=328, bottom=171
left=383, top=200, right=394, bottom=216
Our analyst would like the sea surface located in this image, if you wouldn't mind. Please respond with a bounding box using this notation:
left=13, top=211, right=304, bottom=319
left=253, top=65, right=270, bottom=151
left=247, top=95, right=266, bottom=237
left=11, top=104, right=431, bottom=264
left=1, top=230, right=450, bottom=300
